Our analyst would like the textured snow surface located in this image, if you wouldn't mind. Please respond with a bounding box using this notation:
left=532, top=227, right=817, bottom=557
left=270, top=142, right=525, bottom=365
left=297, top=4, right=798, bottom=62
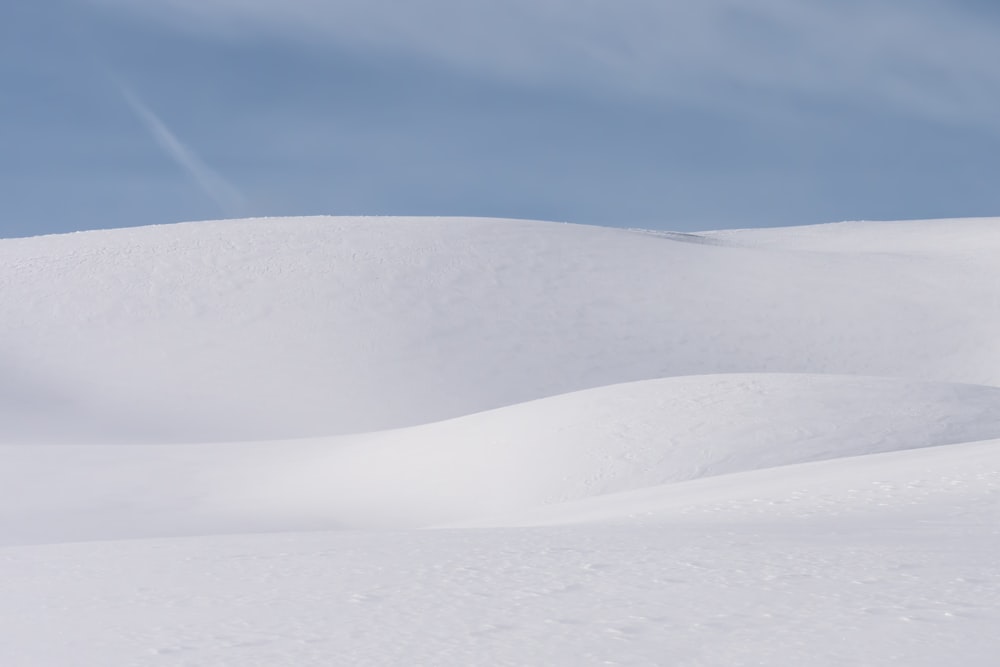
left=2, top=216, right=999, bottom=665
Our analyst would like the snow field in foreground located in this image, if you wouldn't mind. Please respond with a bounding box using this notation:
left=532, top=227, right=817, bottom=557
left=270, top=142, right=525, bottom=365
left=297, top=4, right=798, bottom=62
left=2, top=438, right=999, bottom=666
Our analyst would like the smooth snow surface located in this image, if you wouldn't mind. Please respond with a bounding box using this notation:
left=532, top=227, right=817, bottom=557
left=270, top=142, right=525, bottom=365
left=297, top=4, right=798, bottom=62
left=2, top=216, right=998, bottom=441
left=5, top=373, right=1000, bottom=544
left=2, top=216, right=999, bottom=665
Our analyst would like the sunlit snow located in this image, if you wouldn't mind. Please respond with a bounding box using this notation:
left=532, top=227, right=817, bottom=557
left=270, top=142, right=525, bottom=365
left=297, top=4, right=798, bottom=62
left=1, top=216, right=998, bottom=666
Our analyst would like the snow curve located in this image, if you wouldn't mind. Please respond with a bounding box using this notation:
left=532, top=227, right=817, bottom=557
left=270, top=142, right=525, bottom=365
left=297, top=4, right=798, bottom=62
left=5, top=373, right=1000, bottom=543
left=1, top=215, right=998, bottom=442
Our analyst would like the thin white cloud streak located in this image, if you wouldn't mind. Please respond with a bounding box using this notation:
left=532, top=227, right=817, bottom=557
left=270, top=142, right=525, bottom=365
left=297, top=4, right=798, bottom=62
left=88, top=0, right=1000, bottom=132
left=117, top=83, right=247, bottom=217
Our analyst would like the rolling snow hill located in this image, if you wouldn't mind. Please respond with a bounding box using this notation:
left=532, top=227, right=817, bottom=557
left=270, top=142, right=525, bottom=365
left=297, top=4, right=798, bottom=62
left=1, top=216, right=997, bottom=442
left=1, top=216, right=999, bottom=666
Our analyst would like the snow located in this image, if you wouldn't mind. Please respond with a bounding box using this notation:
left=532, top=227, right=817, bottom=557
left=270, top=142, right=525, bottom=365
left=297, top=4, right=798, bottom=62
left=1, top=215, right=999, bottom=665
left=2, top=216, right=998, bottom=442
left=5, top=373, right=1000, bottom=545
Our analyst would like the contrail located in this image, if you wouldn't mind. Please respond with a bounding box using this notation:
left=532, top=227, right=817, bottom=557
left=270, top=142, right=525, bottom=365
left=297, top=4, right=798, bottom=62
left=118, top=83, right=247, bottom=218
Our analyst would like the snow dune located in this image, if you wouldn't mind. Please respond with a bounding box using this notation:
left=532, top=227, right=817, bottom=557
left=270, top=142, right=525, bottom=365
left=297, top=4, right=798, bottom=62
left=5, top=373, right=1000, bottom=543
left=1, top=216, right=997, bottom=443
left=2, top=216, right=1000, bottom=665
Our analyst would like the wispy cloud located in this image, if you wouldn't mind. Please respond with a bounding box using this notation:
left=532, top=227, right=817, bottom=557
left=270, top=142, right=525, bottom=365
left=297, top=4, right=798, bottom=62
left=116, top=81, right=247, bottom=217
left=88, top=0, right=1000, bottom=131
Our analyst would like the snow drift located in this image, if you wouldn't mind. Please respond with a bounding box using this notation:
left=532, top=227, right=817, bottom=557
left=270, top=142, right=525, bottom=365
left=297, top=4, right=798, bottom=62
left=1, top=216, right=997, bottom=442
left=4, top=373, right=1000, bottom=543
left=3, top=216, right=1000, bottom=666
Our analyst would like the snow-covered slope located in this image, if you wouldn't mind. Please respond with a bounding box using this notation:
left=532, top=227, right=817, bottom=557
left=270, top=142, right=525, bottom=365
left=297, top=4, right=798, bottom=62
left=706, top=216, right=1000, bottom=257
left=5, top=373, right=1000, bottom=544
left=3, top=440, right=999, bottom=667
left=2, top=216, right=999, bottom=666
left=1, top=216, right=997, bottom=442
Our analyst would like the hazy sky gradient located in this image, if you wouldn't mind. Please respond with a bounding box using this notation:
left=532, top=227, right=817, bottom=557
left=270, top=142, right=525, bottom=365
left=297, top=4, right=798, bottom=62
left=3, top=0, right=999, bottom=237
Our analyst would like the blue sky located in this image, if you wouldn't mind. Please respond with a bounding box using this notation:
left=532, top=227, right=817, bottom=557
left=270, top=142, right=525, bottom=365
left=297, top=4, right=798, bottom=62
left=3, top=0, right=1000, bottom=237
